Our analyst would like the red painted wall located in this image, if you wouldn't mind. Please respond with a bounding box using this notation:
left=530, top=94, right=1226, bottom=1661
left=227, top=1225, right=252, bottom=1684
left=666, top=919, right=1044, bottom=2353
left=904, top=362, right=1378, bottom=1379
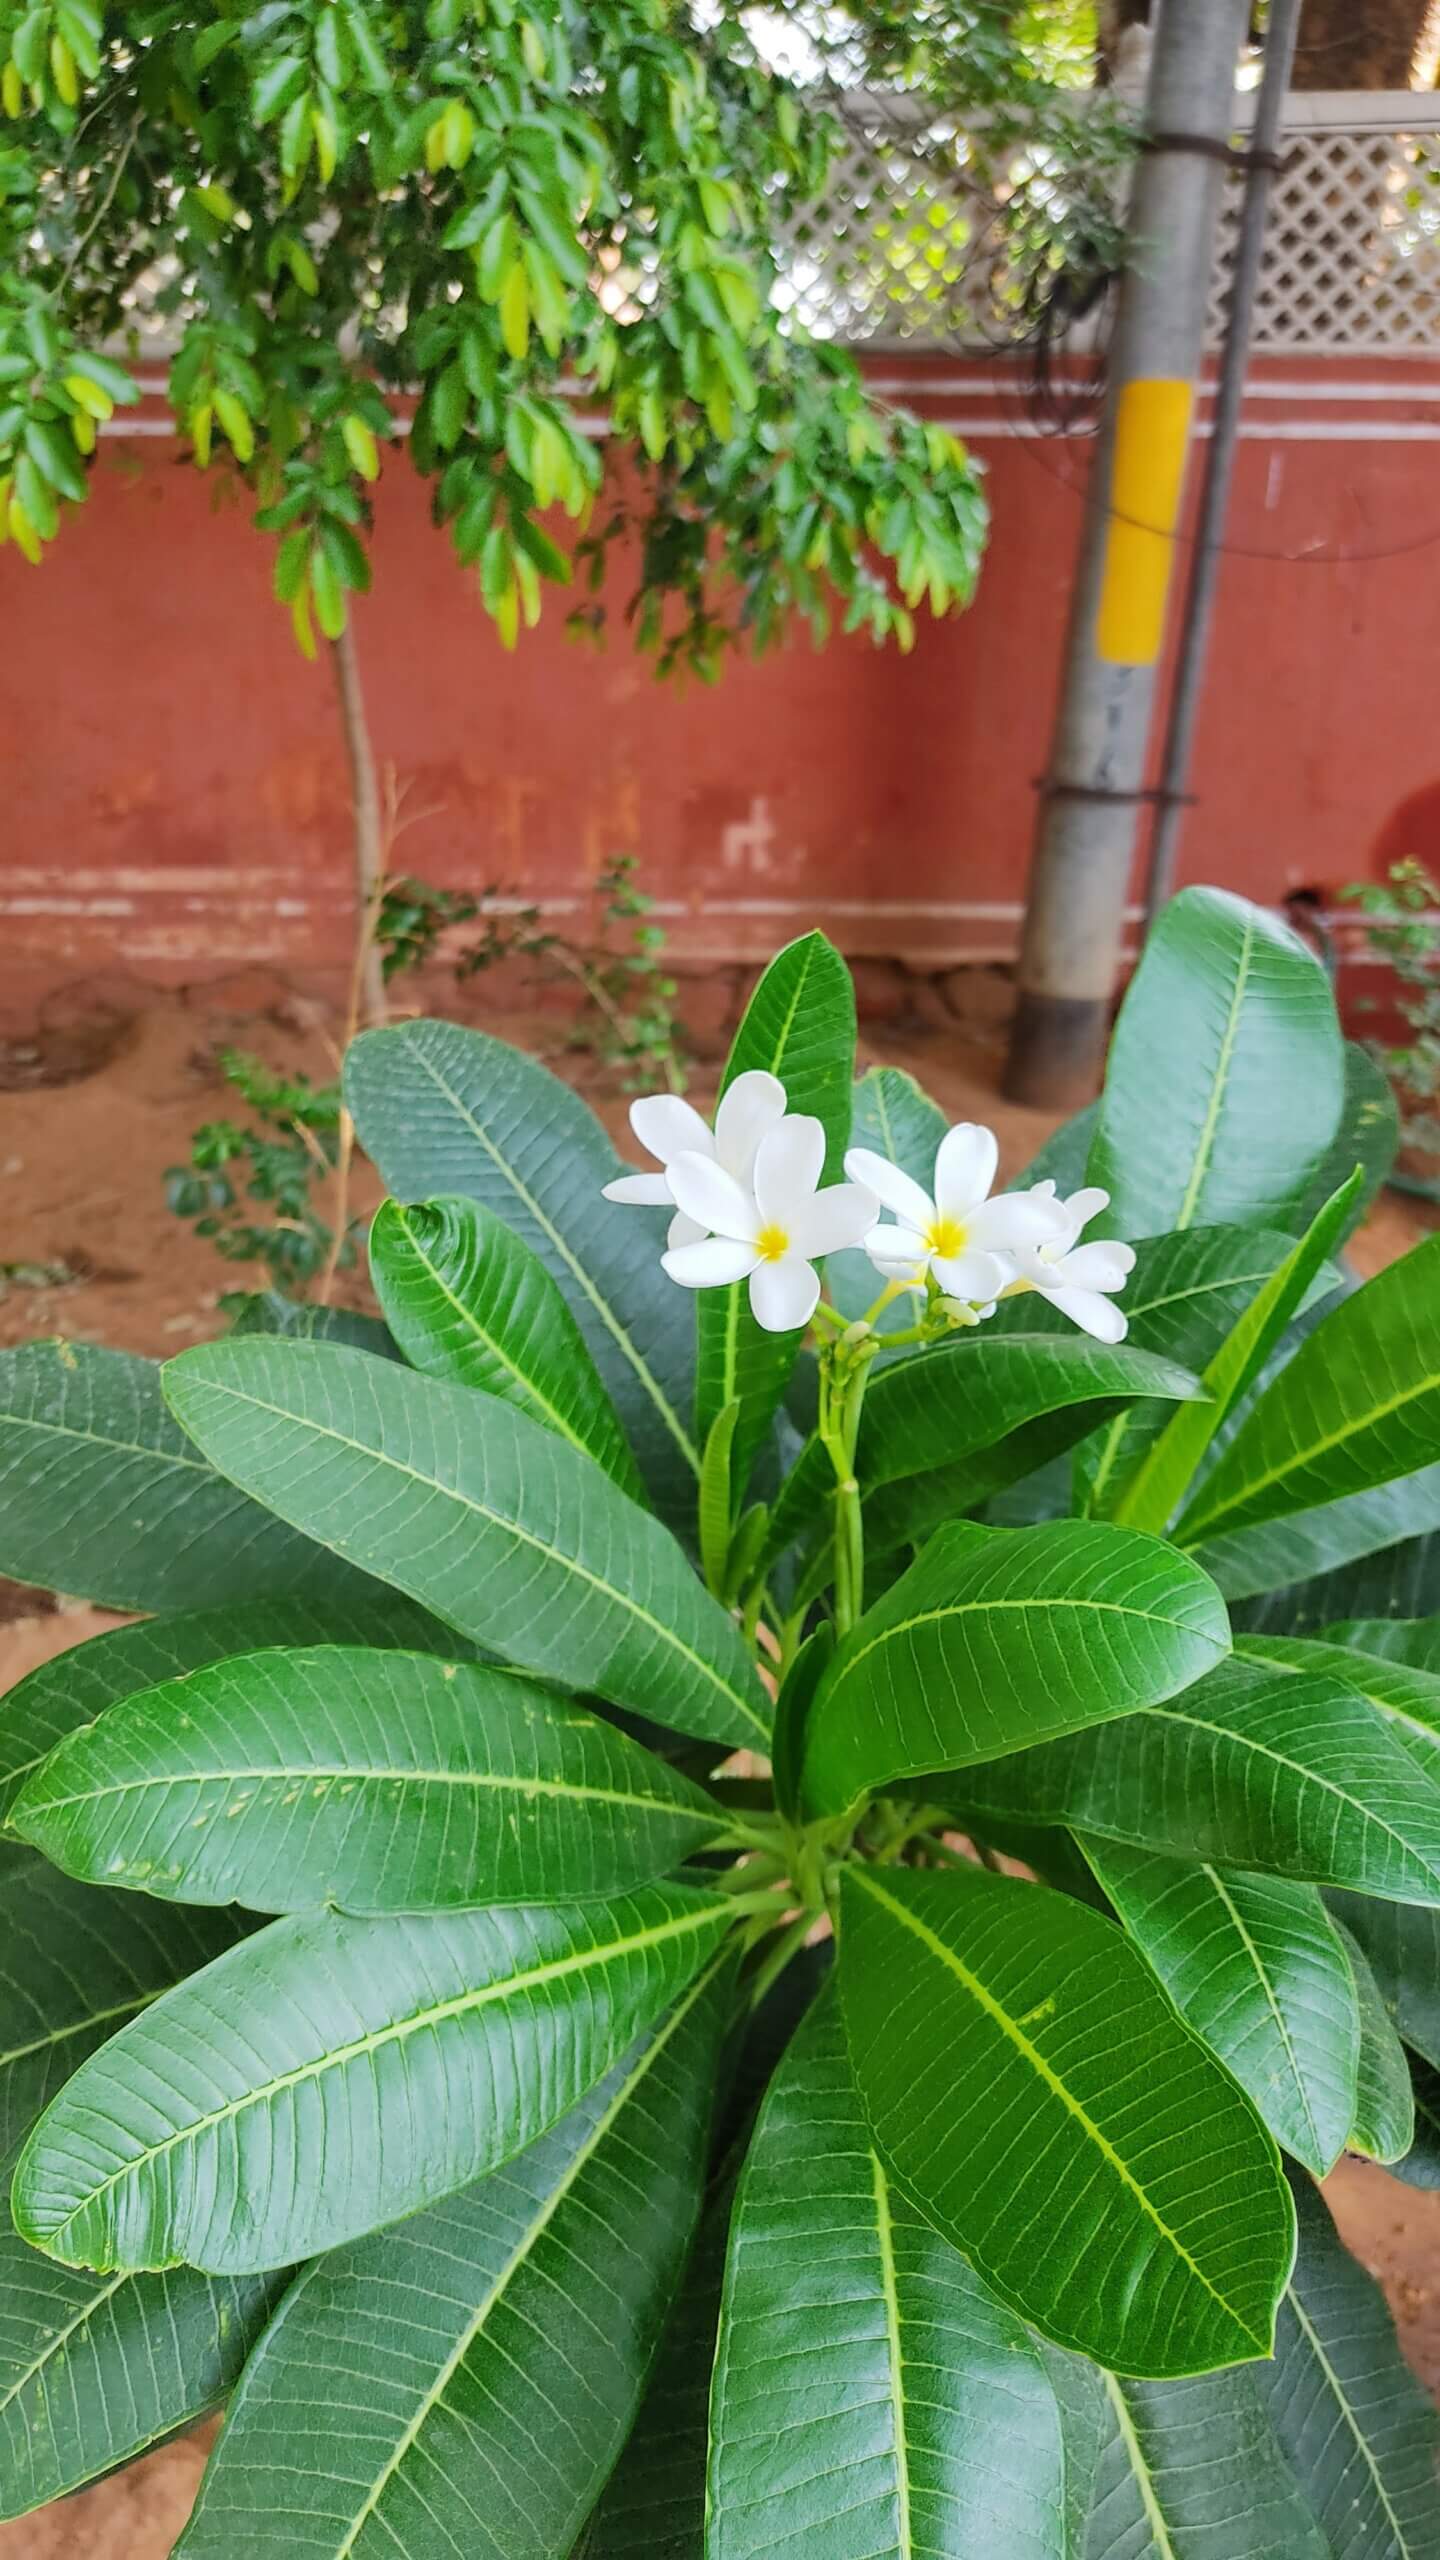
left=3, top=354, right=1439, bottom=999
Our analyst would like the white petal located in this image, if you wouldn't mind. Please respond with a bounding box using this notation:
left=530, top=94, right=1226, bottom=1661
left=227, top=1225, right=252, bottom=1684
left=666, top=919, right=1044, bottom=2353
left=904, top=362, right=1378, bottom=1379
left=630, top=1093, right=713, bottom=1168
left=1053, top=1239, right=1135, bottom=1294
left=1063, top=1185, right=1111, bottom=1227
left=866, top=1224, right=931, bottom=1281
left=1038, top=1282, right=1128, bottom=1343
left=843, top=1148, right=935, bottom=1232
left=753, top=1116, right=825, bottom=1224
left=602, top=1171, right=674, bottom=1207
left=667, top=1207, right=706, bottom=1249
left=749, top=1255, right=820, bottom=1333
left=714, top=1071, right=787, bottom=1178
left=789, top=1180, right=880, bottom=1259
left=662, top=1237, right=760, bottom=1289
left=1029, top=1179, right=1058, bottom=1202
left=934, top=1122, right=999, bottom=1220
left=969, top=1189, right=1070, bottom=1252
left=931, top=1245, right=1008, bottom=1303
left=666, top=1151, right=759, bottom=1243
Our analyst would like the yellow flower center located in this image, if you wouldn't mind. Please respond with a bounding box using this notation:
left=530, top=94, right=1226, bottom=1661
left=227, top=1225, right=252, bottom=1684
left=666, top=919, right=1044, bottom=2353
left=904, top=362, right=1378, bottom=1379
left=925, top=1215, right=968, bottom=1259
left=755, top=1223, right=790, bottom=1263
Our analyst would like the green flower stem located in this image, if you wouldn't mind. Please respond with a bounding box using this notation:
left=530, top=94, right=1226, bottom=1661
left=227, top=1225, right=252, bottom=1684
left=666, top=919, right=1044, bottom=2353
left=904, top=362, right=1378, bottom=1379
left=745, top=1909, right=817, bottom=2010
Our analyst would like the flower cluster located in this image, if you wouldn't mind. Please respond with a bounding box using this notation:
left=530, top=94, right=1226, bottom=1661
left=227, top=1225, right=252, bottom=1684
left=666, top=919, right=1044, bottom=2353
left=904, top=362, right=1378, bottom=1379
left=604, top=1079, right=1134, bottom=1339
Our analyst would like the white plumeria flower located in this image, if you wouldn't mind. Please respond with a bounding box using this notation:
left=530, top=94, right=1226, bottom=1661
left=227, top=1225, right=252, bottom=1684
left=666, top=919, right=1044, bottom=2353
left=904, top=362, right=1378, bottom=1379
left=1005, top=1181, right=1137, bottom=1343
left=660, top=1115, right=879, bottom=1334
left=845, top=1122, right=1062, bottom=1307
left=602, top=1070, right=787, bottom=1248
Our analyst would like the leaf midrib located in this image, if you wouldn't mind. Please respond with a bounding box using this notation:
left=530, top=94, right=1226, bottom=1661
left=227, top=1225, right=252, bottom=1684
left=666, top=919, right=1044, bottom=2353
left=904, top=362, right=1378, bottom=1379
left=0, top=2271, right=131, bottom=2420
left=178, top=1372, right=767, bottom=1744
left=869, top=2151, right=913, bottom=2560
left=849, top=1868, right=1266, bottom=2348
left=710, top=941, right=817, bottom=1422
left=1103, top=2376, right=1181, bottom=2560
left=1139, top=1700, right=1440, bottom=1887
left=1284, top=2288, right=1417, bottom=2556
left=1176, top=913, right=1254, bottom=1231
left=32, top=1900, right=726, bottom=2253
left=406, top=1043, right=699, bottom=1476
left=28, top=1759, right=706, bottom=1823
left=1201, top=1865, right=1323, bottom=2161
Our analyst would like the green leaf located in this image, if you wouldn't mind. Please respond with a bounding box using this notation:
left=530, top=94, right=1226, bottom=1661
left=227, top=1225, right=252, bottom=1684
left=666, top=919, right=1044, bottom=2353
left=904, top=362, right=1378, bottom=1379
left=1326, top=1891, right=1440, bottom=2071
left=838, top=1863, right=1294, bottom=2377
left=0, top=1590, right=479, bottom=1822
left=695, top=933, right=856, bottom=1487
left=1088, top=887, right=1344, bottom=1241
left=0, top=1863, right=246, bottom=2158
left=0, top=2189, right=283, bottom=2522
left=12, top=1645, right=722, bottom=1914
left=1018, top=1099, right=1100, bottom=1194
left=1081, top=2364, right=1329, bottom=2560
left=12, top=1884, right=731, bottom=2275
left=227, top=1293, right=402, bottom=1358
left=1236, top=1630, right=1440, bottom=1785
left=1235, top=1530, right=1440, bottom=1639
left=1292, top=1039, right=1399, bottom=1239
left=344, top=1020, right=698, bottom=1526
left=1252, top=2173, right=1440, bottom=2560
left=698, top=1398, right=741, bottom=1596
left=1334, top=1923, right=1415, bottom=2165
left=1106, top=1175, right=1358, bottom=1536
left=0, top=1340, right=376, bottom=1614
left=770, top=1624, right=832, bottom=1826
left=580, top=2181, right=729, bottom=2558
left=1078, top=1840, right=1359, bottom=2176
left=163, top=1340, right=769, bottom=1752
left=826, top=1065, right=948, bottom=1335
left=1332, top=1615, right=1440, bottom=1675
left=1193, top=1464, right=1440, bottom=1603
left=174, top=1956, right=731, bottom=2560
left=1394, top=2052, right=1440, bottom=2189
left=1072, top=1223, right=1337, bottom=1521
left=369, top=1195, right=642, bottom=1498
left=956, top=1656, right=1440, bottom=1905
left=860, top=1335, right=1205, bottom=1553
left=800, top=1519, right=1230, bottom=1821
left=1177, top=1235, right=1440, bottom=1543
left=707, top=1991, right=1067, bottom=2560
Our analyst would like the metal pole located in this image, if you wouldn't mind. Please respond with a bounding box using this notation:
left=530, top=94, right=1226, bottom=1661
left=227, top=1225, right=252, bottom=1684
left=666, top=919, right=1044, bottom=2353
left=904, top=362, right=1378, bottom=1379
left=1002, top=0, right=1252, bottom=1107
left=1143, top=0, right=1302, bottom=922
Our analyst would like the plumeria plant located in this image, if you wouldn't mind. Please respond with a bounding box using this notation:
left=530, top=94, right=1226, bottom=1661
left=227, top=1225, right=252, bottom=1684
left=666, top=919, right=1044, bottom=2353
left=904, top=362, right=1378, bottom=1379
left=0, top=887, right=1439, bottom=2554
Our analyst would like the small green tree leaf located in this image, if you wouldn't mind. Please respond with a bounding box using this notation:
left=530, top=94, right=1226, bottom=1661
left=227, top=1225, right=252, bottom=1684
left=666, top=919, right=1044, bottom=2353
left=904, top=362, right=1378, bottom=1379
left=1253, top=2174, right=1440, bottom=2559
left=1331, top=1615, right=1440, bottom=1675
left=695, top=932, right=856, bottom=1490
left=1081, top=2364, right=1329, bottom=2560
left=1237, top=1630, right=1440, bottom=1785
left=1194, top=1465, right=1440, bottom=1603
left=956, top=1657, right=1440, bottom=1906
left=860, top=1336, right=1205, bottom=1553
left=707, top=1992, right=1068, bottom=2560
left=1326, top=1890, right=1440, bottom=2071
left=1178, top=1235, right=1440, bottom=1544
left=0, top=1341, right=376, bottom=1614
left=344, top=1021, right=699, bottom=1527
left=0, top=1590, right=480, bottom=1821
left=174, top=1955, right=732, bottom=2560
left=0, top=1863, right=246, bottom=2156
left=1107, top=1175, right=1358, bottom=1536
left=1334, top=1923, right=1415, bottom=2165
left=1087, top=887, right=1344, bottom=1242
left=1234, top=1530, right=1440, bottom=1639
left=12, top=1646, right=722, bottom=1913
left=801, top=1519, right=1230, bottom=1821
left=163, top=1340, right=770, bottom=1752
left=369, top=1194, right=642, bottom=1497
left=12, top=1885, right=731, bottom=2274
left=0, top=2186, right=284, bottom=2521
left=1079, top=1840, right=1359, bottom=2176
left=838, top=1863, right=1295, bottom=2378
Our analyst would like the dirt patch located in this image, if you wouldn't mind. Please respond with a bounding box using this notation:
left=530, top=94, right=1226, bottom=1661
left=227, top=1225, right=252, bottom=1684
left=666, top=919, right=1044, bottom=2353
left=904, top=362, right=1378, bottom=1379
left=0, top=986, right=1434, bottom=2555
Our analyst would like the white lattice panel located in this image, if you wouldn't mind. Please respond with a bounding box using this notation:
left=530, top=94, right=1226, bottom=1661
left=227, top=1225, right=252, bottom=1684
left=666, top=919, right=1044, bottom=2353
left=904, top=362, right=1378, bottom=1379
left=775, top=89, right=1440, bottom=356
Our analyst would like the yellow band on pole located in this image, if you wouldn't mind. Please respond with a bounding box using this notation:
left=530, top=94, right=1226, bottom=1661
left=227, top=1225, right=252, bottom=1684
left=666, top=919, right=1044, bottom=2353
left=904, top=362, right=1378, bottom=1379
left=1095, top=377, right=1194, bottom=667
